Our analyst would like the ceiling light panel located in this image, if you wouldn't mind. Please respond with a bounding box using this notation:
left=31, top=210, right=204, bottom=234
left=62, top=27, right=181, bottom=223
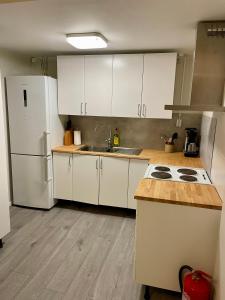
left=66, top=33, right=108, bottom=49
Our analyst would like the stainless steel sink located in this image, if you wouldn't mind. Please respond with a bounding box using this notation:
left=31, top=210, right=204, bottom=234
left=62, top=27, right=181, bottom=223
left=80, top=145, right=142, bottom=155
left=110, top=147, right=142, bottom=155
left=80, top=145, right=109, bottom=153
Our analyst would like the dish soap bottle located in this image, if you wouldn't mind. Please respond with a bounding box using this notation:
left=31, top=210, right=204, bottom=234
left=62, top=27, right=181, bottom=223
left=113, top=128, right=120, bottom=147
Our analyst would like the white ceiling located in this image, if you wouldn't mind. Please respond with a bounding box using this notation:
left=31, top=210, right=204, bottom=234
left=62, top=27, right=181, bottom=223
left=0, top=0, right=225, bottom=55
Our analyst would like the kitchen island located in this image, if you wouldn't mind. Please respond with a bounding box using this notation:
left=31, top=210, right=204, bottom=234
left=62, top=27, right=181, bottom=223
left=134, top=153, right=222, bottom=294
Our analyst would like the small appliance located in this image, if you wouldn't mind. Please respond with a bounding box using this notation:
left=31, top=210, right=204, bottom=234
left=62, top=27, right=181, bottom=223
left=184, top=128, right=199, bottom=157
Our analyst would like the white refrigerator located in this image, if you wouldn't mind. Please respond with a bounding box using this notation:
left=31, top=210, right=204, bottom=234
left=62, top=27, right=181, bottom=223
left=7, top=76, right=64, bottom=209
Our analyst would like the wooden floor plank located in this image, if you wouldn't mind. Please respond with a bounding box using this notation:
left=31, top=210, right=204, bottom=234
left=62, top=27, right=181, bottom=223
left=0, top=207, right=61, bottom=263
left=91, top=217, right=137, bottom=300
left=47, top=211, right=107, bottom=293
left=63, top=215, right=125, bottom=300
left=37, top=288, right=64, bottom=300
left=0, top=271, right=30, bottom=300
left=111, top=223, right=143, bottom=300
left=15, top=238, right=76, bottom=300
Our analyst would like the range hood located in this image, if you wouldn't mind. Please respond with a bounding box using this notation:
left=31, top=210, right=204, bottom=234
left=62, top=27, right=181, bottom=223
left=165, top=21, right=225, bottom=112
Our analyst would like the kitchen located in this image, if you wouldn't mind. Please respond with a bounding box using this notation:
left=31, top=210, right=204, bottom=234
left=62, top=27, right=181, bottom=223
left=0, top=1, right=225, bottom=300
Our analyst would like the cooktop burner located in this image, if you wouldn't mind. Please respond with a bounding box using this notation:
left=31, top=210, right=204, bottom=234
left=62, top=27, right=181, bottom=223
left=177, top=168, right=197, bottom=176
left=151, top=171, right=172, bottom=179
left=180, top=175, right=198, bottom=182
left=155, top=166, right=171, bottom=172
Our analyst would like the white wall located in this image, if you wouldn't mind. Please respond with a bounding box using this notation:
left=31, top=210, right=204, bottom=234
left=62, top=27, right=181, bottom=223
left=211, top=112, right=225, bottom=300
left=201, top=112, right=225, bottom=300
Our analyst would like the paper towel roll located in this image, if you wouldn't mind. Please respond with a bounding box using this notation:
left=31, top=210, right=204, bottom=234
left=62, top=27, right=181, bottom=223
left=74, top=130, right=81, bottom=145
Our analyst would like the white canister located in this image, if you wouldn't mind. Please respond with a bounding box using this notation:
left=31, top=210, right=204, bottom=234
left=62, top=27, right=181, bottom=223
left=74, top=130, right=81, bottom=145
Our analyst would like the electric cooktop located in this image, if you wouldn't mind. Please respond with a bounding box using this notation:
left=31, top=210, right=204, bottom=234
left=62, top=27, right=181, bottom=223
left=144, top=165, right=211, bottom=184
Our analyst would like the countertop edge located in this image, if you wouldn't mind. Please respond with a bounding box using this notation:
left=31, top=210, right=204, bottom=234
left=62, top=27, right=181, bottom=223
left=134, top=195, right=223, bottom=210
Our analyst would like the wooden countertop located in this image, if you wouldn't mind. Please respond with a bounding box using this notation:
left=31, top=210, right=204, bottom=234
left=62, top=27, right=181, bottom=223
left=52, top=145, right=223, bottom=210
left=138, top=149, right=204, bottom=167
left=135, top=179, right=222, bottom=210
left=52, top=145, right=203, bottom=165
left=134, top=151, right=222, bottom=210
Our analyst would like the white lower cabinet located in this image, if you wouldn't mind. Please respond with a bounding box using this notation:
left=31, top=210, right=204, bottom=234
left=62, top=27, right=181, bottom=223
left=135, top=201, right=221, bottom=292
left=53, top=153, right=147, bottom=209
left=128, top=159, right=149, bottom=209
left=73, top=154, right=99, bottom=205
left=53, top=153, right=73, bottom=200
left=99, top=156, right=129, bottom=208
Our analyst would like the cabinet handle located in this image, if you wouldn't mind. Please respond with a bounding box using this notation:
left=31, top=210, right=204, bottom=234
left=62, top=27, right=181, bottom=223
left=85, top=102, right=87, bottom=115
left=43, top=131, right=50, bottom=156
left=81, top=102, right=83, bottom=115
left=96, top=159, right=98, bottom=170
left=23, top=89, right=28, bottom=107
left=44, top=157, right=52, bottom=182
left=100, top=158, right=103, bottom=170
left=138, top=104, right=141, bottom=117
left=142, top=104, right=147, bottom=117
left=69, top=155, right=72, bottom=167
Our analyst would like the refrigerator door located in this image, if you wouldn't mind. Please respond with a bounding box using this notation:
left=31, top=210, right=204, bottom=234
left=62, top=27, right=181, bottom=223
left=11, top=154, right=54, bottom=209
left=7, top=76, right=50, bottom=156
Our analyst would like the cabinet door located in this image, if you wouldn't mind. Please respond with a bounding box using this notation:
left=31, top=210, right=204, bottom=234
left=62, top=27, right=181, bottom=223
left=99, top=156, right=129, bottom=208
left=73, top=155, right=99, bottom=205
left=112, top=54, right=143, bottom=118
left=57, top=56, right=84, bottom=115
left=142, top=53, right=177, bottom=119
left=53, top=153, right=73, bottom=200
left=85, top=55, right=112, bottom=116
left=128, top=159, right=149, bottom=209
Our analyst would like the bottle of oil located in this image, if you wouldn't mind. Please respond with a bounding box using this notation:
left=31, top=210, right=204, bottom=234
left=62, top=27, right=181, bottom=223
left=113, top=128, right=120, bottom=147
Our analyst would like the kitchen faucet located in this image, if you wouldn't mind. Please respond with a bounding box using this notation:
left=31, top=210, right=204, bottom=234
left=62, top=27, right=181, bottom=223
left=105, top=128, right=113, bottom=149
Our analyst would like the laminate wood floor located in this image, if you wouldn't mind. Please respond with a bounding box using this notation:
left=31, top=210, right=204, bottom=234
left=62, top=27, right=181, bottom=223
left=0, top=202, right=181, bottom=300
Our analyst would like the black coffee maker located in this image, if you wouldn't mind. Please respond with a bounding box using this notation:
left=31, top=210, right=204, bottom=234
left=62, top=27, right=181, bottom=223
left=184, top=128, right=199, bottom=157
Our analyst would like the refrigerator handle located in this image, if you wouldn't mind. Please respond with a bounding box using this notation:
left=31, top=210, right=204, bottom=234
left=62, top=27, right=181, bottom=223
left=44, top=157, right=53, bottom=183
left=44, top=131, right=51, bottom=156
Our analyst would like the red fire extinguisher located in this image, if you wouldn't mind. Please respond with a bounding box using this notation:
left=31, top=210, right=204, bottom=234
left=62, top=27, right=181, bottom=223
left=179, top=265, right=212, bottom=300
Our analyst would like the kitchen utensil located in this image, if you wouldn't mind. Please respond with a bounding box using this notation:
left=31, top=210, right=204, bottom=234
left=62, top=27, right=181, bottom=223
left=172, top=132, right=178, bottom=143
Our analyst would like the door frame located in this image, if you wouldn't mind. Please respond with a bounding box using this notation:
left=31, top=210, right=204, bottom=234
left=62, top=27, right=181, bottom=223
left=0, top=70, right=11, bottom=238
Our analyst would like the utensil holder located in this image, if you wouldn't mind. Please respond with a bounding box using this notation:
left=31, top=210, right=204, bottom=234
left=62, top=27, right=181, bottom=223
left=165, top=144, right=175, bottom=153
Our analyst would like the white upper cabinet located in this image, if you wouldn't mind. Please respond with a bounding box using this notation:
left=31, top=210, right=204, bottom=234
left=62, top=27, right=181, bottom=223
left=142, top=53, right=177, bottom=119
left=57, top=53, right=177, bottom=119
left=84, top=55, right=112, bottom=116
left=57, top=56, right=84, bottom=115
left=112, top=54, right=144, bottom=118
